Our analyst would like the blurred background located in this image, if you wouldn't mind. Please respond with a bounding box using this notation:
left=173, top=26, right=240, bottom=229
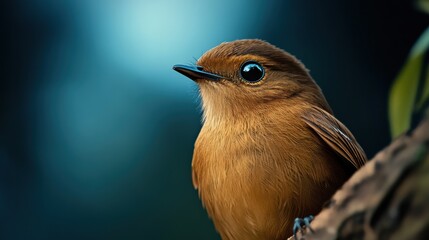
left=1, top=0, right=427, bottom=239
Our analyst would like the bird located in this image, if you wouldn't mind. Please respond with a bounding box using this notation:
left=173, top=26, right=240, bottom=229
left=173, top=39, right=367, bottom=240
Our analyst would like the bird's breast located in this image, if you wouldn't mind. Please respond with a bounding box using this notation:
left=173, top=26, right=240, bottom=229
left=192, top=107, right=348, bottom=239
left=192, top=118, right=312, bottom=239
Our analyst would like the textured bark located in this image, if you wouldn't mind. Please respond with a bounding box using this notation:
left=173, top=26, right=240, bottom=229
left=290, top=115, right=429, bottom=240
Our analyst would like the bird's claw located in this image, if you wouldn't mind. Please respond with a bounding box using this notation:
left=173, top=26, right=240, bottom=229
left=293, top=215, right=314, bottom=240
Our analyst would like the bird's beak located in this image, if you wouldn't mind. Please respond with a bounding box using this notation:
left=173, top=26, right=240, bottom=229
left=173, top=64, right=222, bottom=81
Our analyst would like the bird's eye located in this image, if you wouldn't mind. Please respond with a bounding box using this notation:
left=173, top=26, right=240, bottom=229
left=240, top=61, right=265, bottom=83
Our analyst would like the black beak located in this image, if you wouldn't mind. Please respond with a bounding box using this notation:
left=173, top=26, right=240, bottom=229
left=173, top=64, right=222, bottom=81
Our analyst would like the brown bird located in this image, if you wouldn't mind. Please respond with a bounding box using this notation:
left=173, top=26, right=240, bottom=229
left=173, top=39, right=367, bottom=240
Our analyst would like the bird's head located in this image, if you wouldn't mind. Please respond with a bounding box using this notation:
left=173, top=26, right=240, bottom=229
left=173, top=39, right=330, bottom=121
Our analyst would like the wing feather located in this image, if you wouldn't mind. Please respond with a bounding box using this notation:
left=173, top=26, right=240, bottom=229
left=302, top=106, right=367, bottom=169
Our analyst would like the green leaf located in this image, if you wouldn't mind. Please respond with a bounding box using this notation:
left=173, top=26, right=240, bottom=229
left=389, top=27, right=429, bottom=138
left=417, top=59, right=429, bottom=110
left=389, top=54, right=422, bottom=138
left=417, top=0, right=429, bottom=14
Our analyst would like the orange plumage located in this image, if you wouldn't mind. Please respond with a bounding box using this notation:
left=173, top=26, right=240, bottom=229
left=173, top=39, right=366, bottom=240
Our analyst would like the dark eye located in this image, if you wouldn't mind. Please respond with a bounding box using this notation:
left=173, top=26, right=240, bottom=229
left=240, top=61, right=265, bottom=83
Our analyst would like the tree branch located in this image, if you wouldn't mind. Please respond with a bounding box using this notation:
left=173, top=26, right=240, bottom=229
left=291, top=115, right=429, bottom=240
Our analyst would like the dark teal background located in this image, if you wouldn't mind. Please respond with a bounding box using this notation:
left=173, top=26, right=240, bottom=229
left=1, top=1, right=427, bottom=239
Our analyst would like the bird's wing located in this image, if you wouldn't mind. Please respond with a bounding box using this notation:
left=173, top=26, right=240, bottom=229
left=302, top=105, right=367, bottom=169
